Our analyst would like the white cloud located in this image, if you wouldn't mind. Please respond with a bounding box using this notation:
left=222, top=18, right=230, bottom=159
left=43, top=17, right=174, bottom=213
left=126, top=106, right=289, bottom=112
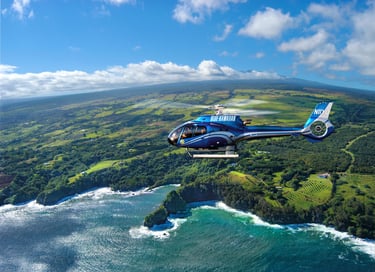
left=11, top=0, right=34, bottom=19
left=330, top=63, right=351, bottom=72
left=278, top=29, right=328, bottom=52
left=0, top=64, right=18, bottom=73
left=103, top=0, right=135, bottom=6
left=0, top=60, right=280, bottom=99
left=300, top=43, right=338, bottom=70
left=173, top=0, right=247, bottom=24
left=343, top=3, right=375, bottom=76
left=307, top=3, right=341, bottom=21
left=274, top=1, right=375, bottom=80
left=238, top=7, right=294, bottom=39
left=214, top=24, right=233, bottom=41
left=278, top=30, right=338, bottom=71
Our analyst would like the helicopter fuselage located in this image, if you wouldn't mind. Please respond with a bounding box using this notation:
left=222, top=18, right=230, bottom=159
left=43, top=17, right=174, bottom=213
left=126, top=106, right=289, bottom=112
left=168, top=114, right=303, bottom=149
left=167, top=102, right=334, bottom=158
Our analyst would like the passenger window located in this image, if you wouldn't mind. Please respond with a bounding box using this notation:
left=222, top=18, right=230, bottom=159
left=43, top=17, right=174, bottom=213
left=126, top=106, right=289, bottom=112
left=180, top=125, right=206, bottom=139
left=195, top=126, right=206, bottom=136
left=181, top=126, right=193, bottom=139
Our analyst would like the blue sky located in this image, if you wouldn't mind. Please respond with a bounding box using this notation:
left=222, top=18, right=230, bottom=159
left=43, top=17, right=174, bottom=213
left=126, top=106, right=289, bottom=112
left=1, top=0, right=375, bottom=98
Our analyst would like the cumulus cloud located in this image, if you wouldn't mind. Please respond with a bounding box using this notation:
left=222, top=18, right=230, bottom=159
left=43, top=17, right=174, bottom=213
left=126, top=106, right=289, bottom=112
left=238, top=7, right=294, bottom=39
left=299, top=43, right=338, bottom=70
left=278, top=30, right=338, bottom=71
left=173, top=0, right=246, bottom=24
left=0, top=61, right=280, bottom=99
left=11, top=0, right=34, bottom=19
left=0, top=64, right=18, bottom=73
left=307, top=3, right=341, bottom=21
left=343, top=3, right=375, bottom=76
left=278, top=29, right=328, bottom=52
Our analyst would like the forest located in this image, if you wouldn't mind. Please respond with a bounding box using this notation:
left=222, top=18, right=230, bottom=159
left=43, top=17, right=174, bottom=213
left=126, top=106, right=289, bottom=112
left=0, top=80, right=374, bottom=238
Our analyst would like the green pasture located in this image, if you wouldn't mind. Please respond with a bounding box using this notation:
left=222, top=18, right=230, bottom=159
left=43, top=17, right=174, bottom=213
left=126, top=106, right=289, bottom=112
left=336, top=174, right=375, bottom=205
left=68, top=160, right=120, bottom=183
left=282, top=175, right=332, bottom=210
left=228, top=171, right=259, bottom=190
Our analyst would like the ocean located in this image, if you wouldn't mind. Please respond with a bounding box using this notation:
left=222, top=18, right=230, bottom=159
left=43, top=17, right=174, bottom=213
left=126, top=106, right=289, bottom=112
left=0, top=185, right=374, bottom=272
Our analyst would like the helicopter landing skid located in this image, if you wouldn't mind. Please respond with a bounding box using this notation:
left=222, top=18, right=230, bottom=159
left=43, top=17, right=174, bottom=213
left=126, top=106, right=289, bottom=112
left=186, top=146, right=239, bottom=159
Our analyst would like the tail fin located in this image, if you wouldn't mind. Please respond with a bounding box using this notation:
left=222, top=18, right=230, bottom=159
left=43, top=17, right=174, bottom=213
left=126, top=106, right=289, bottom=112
left=302, top=102, right=334, bottom=141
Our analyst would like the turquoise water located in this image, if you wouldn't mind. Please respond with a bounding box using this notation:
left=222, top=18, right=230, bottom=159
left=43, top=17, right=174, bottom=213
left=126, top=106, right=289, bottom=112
left=0, top=186, right=374, bottom=272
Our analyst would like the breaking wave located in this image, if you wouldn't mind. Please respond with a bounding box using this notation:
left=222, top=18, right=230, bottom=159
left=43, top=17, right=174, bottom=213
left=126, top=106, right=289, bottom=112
left=129, top=217, right=187, bottom=240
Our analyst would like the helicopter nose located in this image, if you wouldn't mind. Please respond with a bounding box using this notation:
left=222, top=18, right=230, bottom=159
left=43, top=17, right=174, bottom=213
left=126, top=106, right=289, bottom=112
left=168, top=126, right=184, bottom=146
left=167, top=136, right=175, bottom=145
left=167, top=130, right=180, bottom=146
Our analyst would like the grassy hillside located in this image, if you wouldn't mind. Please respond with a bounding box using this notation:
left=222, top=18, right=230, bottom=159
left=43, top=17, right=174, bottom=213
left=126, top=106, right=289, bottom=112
left=1, top=81, right=374, bottom=238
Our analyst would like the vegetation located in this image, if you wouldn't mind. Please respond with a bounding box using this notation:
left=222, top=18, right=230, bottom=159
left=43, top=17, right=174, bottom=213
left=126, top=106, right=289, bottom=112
left=0, top=80, right=374, bottom=238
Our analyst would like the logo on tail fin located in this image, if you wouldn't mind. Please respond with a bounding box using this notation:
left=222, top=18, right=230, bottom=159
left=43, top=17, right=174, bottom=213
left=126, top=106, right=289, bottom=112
left=304, top=102, right=333, bottom=128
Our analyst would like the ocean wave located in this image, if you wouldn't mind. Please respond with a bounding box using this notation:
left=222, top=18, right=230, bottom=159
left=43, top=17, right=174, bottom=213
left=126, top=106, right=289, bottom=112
left=68, top=187, right=151, bottom=202
left=129, top=217, right=187, bottom=240
left=0, top=184, right=179, bottom=212
left=0, top=185, right=178, bottom=227
left=0, top=200, right=47, bottom=225
left=190, top=201, right=375, bottom=259
left=193, top=201, right=283, bottom=229
left=66, top=184, right=179, bottom=202
left=308, top=223, right=375, bottom=260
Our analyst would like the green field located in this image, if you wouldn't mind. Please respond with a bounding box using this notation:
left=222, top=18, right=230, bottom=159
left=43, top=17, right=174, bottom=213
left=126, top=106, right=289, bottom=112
left=336, top=174, right=375, bottom=203
left=282, top=175, right=332, bottom=210
left=68, top=160, right=120, bottom=183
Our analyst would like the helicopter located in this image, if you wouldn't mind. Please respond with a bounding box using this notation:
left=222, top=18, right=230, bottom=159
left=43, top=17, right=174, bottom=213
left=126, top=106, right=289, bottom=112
left=167, top=101, right=334, bottom=158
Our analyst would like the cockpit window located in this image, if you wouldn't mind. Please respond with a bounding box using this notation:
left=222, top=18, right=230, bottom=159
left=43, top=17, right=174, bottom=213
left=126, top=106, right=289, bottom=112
left=168, top=127, right=182, bottom=145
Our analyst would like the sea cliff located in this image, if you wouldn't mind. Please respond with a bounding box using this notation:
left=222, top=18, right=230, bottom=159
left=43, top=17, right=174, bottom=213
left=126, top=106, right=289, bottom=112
left=144, top=180, right=326, bottom=230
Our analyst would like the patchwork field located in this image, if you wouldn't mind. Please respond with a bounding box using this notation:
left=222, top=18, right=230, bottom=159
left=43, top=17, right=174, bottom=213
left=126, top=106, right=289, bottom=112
left=283, top=175, right=332, bottom=210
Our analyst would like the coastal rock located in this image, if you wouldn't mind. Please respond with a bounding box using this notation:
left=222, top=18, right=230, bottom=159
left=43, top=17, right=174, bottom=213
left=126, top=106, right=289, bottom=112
left=36, top=185, right=76, bottom=205
left=144, top=205, right=168, bottom=228
left=143, top=190, right=187, bottom=228
left=163, top=190, right=186, bottom=214
left=144, top=183, right=220, bottom=228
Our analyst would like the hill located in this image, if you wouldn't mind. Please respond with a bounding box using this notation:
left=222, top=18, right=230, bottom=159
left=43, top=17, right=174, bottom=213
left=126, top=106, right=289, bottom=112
left=1, top=79, right=374, bottom=238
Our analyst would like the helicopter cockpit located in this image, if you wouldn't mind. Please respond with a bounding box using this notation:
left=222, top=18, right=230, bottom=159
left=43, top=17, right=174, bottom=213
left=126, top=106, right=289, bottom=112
left=168, top=124, right=207, bottom=145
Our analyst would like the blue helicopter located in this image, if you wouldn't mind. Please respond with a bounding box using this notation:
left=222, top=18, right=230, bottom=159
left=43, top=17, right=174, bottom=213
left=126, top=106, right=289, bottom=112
left=167, top=102, right=334, bottom=158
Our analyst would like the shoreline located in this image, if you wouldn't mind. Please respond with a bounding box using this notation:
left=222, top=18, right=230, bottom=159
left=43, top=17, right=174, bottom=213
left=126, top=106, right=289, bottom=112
left=0, top=184, right=180, bottom=211
left=0, top=185, right=373, bottom=260
left=145, top=200, right=375, bottom=259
